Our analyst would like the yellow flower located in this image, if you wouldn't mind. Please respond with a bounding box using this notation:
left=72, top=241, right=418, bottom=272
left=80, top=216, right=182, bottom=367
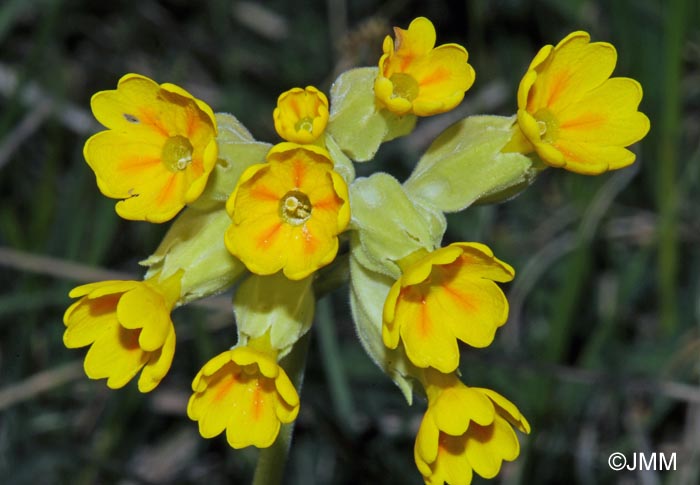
left=374, top=17, right=475, bottom=117
left=507, top=31, right=650, bottom=175
left=273, top=86, right=329, bottom=144
left=225, top=143, right=350, bottom=280
left=63, top=272, right=181, bottom=392
left=85, top=73, right=218, bottom=222
left=187, top=346, right=300, bottom=449
left=414, top=370, right=530, bottom=485
left=382, top=243, right=513, bottom=373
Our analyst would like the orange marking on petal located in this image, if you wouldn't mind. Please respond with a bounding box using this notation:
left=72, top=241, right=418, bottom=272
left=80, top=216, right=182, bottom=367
left=293, top=159, right=305, bottom=188
left=418, top=298, right=431, bottom=338
left=311, top=195, right=340, bottom=210
left=301, top=224, right=317, bottom=254
left=157, top=174, right=177, bottom=204
left=257, top=222, right=283, bottom=249
left=546, top=71, right=571, bottom=108
left=290, top=98, right=301, bottom=118
left=251, top=381, right=263, bottom=421
left=138, top=109, right=170, bottom=138
left=559, top=112, right=606, bottom=130
left=250, top=186, right=282, bottom=201
left=119, top=157, right=160, bottom=173
left=213, top=375, right=236, bottom=402
left=399, top=54, right=415, bottom=71
left=442, top=284, right=477, bottom=311
left=186, top=109, right=199, bottom=138
left=419, top=67, right=449, bottom=87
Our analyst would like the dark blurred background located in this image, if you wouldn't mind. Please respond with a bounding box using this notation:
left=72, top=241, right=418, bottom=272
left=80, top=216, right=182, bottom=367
left=1, top=0, right=699, bottom=484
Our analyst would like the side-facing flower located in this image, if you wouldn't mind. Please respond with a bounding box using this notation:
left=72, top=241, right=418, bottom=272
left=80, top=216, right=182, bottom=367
left=85, top=73, right=218, bottom=222
left=506, top=31, right=650, bottom=175
left=374, top=17, right=475, bottom=117
left=414, top=370, right=530, bottom=485
left=273, top=86, right=329, bottom=144
left=63, top=272, right=181, bottom=392
left=225, top=143, right=350, bottom=280
left=187, top=345, right=300, bottom=449
left=383, top=243, right=514, bottom=373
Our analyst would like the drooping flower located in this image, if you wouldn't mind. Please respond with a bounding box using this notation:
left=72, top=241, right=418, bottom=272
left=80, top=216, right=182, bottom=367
left=225, top=143, right=350, bottom=280
left=382, top=243, right=514, bottom=373
left=414, top=370, right=530, bottom=485
left=374, top=17, right=475, bottom=117
left=84, top=73, right=218, bottom=222
left=63, top=272, right=181, bottom=392
left=505, top=31, right=650, bottom=175
left=187, top=345, right=300, bottom=449
left=273, top=86, right=329, bottom=144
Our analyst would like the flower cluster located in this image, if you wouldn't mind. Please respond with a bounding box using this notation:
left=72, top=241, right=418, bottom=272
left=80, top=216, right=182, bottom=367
left=64, top=17, right=648, bottom=484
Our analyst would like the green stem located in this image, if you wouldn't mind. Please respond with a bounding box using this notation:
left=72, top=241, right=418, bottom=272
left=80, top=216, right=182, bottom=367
left=251, top=333, right=311, bottom=485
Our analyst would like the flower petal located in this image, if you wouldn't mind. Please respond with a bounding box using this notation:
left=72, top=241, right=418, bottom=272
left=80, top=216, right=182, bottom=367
left=557, top=77, right=650, bottom=146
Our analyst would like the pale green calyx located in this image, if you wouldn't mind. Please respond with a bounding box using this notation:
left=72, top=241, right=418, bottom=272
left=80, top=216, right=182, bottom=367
left=349, top=246, right=417, bottom=404
left=141, top=206, right=246, bottom=305
left=350, top=172, right=445, bottom=278
left=328, top=67, right=416, bottom=162
left=403, top=115, right=543, bottom=212
left=233, top=273, right=315, bottom=359
left=191, top=112, right=271, bottom=211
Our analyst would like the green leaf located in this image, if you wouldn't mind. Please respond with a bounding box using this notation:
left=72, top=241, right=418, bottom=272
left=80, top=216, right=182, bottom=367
left=328, top=67, right=416, bottom=162
left=404, top=115, right=542, bottom=212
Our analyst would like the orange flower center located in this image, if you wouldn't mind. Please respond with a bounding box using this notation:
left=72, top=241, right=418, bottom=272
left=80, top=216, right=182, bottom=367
left=389, top=72, right=420, bottom=101
left=161, top=135, right=194, bottom=172
left=532, top=108, right=559, bottom=143
left=279, top=190, right=312, bottom=226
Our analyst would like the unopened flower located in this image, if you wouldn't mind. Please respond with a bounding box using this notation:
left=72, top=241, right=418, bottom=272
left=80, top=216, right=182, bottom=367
left=414, top=370, right=530, bottom=485
left=506, top=31, right=650, bottom=174
left=374, top=17, right=475, bottom=117
left=85, top=73, right=218, bottom=222
left=187, top=346, right=300, bottom=449
left=63, top=272, right=181, bottom=392
left=273, top=86, right=329, bottom=144
left=383, top=243, right=513, bottom=373
left=225, top=143, right=350, bottom=280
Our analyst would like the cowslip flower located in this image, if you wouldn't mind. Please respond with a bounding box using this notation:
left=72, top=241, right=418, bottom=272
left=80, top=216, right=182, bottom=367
left=187, top=345, right=300, bottom=449
left=225, top=143, right=350, bottom=280
left=84, top=73, right=218, bottom=222
left=506, top=31, right=650, bottom=175
left=382, top=243, right=514, bottom=373
left=62, top=272, right=181, bottom=392
left=374, top=17, right=475, bottom=117
left=414, top=369, right=530, bottom=485
left=273, top=86, right=329, bottom=144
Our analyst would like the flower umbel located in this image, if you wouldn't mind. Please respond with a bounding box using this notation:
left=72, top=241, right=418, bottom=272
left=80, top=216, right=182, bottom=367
left=383, top=243, right=514, bottom=373
left=225, top=143, right=350, bottom=280
left=63, top=272, right=181, bottom=392
left=414, top=370, right=530, bottom=485
left=85, top=73, right=218, bottom=222
left=187, top=345, right=300, bottom=449
left=374, top=17, right=475, bottom=117
left=273, top=86, right=329, bottom=144
left=506, top=31, right=650, bottom=174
